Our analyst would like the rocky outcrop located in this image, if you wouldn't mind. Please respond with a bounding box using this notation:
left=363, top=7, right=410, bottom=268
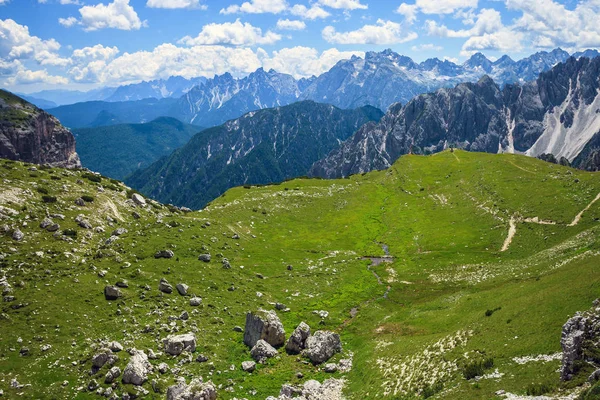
left=250, top=339, right=278, bottom=363
left=286, top=322, right=311, bottom=354
left=304, top=331, right=342, bottom=364
left=244, top=310, right=286, bottom=348
left=164, top=333, right=197, bottom=356
left=122, top=349, right=152, bottom=386
left=561, top=299, right=600, bottom=381
left=166, top=378, right=217, bottom=400
left=267, top=378, right=345, bottom=400
left=0, top=90, right=80, bottom=168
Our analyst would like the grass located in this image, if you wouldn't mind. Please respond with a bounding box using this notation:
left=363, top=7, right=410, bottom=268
left=0, top=150, right=599, bottom=399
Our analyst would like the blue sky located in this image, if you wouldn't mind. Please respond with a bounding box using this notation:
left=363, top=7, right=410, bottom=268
left=0, top=0, right=595, bottom=92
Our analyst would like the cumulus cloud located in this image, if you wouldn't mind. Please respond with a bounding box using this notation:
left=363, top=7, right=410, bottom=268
left=415, top=0, right=477, bottom=14
left=0, top=0, right=9, bottom=4
left=322, top=19, right=417, bottom=44
left=276, top=19, right=306, bottom=30
left=58, top=17, right=78, bottom=27
left=179, top=20, right=281, bottom=46
left=261, top=46, right=364, bottom=77
left=220, top=0, right=288, bottom=14
left=396, top=3, right=418, bottom=24
left=76, top=0, right=145, bottom=31
left=6, top=68, right=68, bottom=85
left=426, top=8, right=503, bottom=38
left=411, top=43, right=443, bottom=51
left=0, top=19, right=69, bottom=66
left=290, top=4, right=330, bottom=19
left=317, top=0, right=367, bottom=10
left=146, top=0, right=207, bottom=9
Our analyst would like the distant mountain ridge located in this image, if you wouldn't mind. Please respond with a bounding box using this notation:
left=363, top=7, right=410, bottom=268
left=310, top=56, right=600, bottom=178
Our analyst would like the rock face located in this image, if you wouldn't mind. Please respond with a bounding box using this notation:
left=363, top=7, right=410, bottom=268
left=122, top=349, right=151, bottom=386
left=244, top=310, right=286, bottom=348
left=250, top=339, right=278, bottom=363
left=310, top=56, right=600, bottom=178
left=166, top=378, right=217, bottom=400
left=0, top=90, right=80, bottom=168
left=560, top=300, right=600, bottom=381
left=286, top=322, right=311, bottom=354
left=304, top=331, right=342, bottom=364
left=164, top=333, right=197, bottom=356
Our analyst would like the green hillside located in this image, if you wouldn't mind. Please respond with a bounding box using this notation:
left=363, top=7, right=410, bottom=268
left=1, top=151, right=599, bottom=399
left=73, top=117, right=200, bottom=180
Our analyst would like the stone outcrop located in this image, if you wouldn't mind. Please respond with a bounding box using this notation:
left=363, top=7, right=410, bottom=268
left=286, top=322, right=310, bottom=354
left=244, top=310, right=286, bottom=348
left=304, top=331, right=342, bottom=364
left=122, top=349, right=152, bottom=386
left=250, top=339, right=278, bottom=363
left=561, top=299, right=600, bottom=381
left=166, top=378, right=217, bottom=400
left=164, top=333, right=197, bottom=356
left=0, top=90, right=80, bottom=168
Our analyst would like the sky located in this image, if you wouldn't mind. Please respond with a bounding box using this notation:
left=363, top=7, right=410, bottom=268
left=0, top=0, right=596, bottom=93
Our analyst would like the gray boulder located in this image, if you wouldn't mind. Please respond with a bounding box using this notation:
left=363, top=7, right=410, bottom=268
left=40, top=218, right=53, bottom=229
left=131, top=193, right=146, bottom=206
left=198, top=254, right=211, bottom=262
left=166, top=378, right=217, bottom=400
left=159, top=278, right=173, bottom=294
left=104, top=366, right=121, bottom=384
left=176, top=283, right=189, bottom=296
left=112, top=228, right=127, bottom=236
left=189, top=297, right=202, bottom=306
left=155, top=249, right=174, bottom=259
left=122, top=349, right=151, bottom=386
left=104, top=286, right=121, bottom=301
left=286, top=322, right=310, bottom=354
left=304, top=331, right=342, bottom=364
left=250, top=339, right=277, bottom=363
left=12, top=229, right=23, bottom=241
left=164, top=333, right=196, bottom=356
left=561, top=300, right=600, bottom=381
left=92, top=349, right=112, bottom=368
left=243, top=310, right=286, bottom=348
left=241, top=360, right=256, bottom=372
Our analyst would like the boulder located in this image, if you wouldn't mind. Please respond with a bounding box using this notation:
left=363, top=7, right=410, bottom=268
left=104, top=286, right=121, bottom=301
left=159, top=278, right=173, bottom=294
left=242, top=360, right=256, bottom=372
left=189, top=297, right=202, bottom=306
left=243, top=310, right=286, bottom=348
left=250, top=339, right=277, bottom=363
left=176, top=283, right=189, bottom=296
left=46, top=223, right=60, bottom=232
left=164, top=333, right=196, bottom=356
left=166, top=378, right=217, bottom=400
left=561, top=300, right=600, bottom=381
left=108, top=341, right=123, bottom=352
left=198, top=254, right=211, bottom=262
left=155, top=250, right=174, bottom=259
left=40, top=218, right=53, bottom=229
left=104, top=366, right=121, bottom=384
left=92, top=349, right=113, bottom=368
left=286, top=322, right=310, bottom=354
left=75, top=198, right=85, bottom=207
left=304, top=331, right=342, bottom=364
left=112, top=228, right=127, bottom=236
left=122, top=349, right=151, bottom=386
left=12, top=229, right=23, bottom=241
left=131, top=194, right=146, bottom=206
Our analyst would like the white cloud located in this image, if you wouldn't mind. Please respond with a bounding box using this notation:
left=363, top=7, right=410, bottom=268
left=261, top=46, right=364, bottom=77
left=179, top=19, right=281, bottom=46
left=322, top=19, right=417, bottom=44
left=72, top=44, right=119, bottom=61
left=77, top=0, right=145, bottom=31
left=0, top=19, right=69, bottom=66
left=6, top=68, right=68, bottom=85
left=220, top=0, right=287, bottom=14
left=60, top=0, right=82, bottom=4
left=276, top=19, right=306, bottom=30
left=411, top=43, right=443, bottom=51
left=415, top=0, right=477, bottom=14
left=396, top=3, right=418, bottom=24
left=460, top=30, right=524, bottom=56
left=318, top=0, right=367, bottom=10
left=146, top=0, right=207, bottom=9
left=290, top=4, right=330, bottom=19
left=0, top=0, right=9, bottom=4
left=58, top=17, right=78, bottom=27
left=426, top=8, right=503, bottom=38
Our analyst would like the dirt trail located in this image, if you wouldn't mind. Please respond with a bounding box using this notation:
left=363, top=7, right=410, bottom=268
left=501, top=216, right=517, bottom=252
left=569, top=192, right=600, bottom=227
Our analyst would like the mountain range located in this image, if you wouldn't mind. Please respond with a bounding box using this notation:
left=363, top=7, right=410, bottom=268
left=32, top=48, right=600, bottom=131
left=125, top=101, right=382, bottom=208
left=310, top=56, right=600, bottom=178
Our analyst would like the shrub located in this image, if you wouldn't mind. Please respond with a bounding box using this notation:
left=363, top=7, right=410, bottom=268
left=81, top=195, right=95, bottom=203
left=485, top=307, right=502, bottom=317
left=82, top=172, right=101, bottom=183
left=422, top=382, right=443, bottom=399
left=463, top=358, right=494, bottom=380
left=50, top=176, right=61, bottom=181
left=36, top=187, right=49, bottom=195
left=526, top=382, right=554, bottom=396
left=63, top=229, right=77, bottom=238
left=41, top=195, right=57, bottom=203
left=110, top=179, right=120, bottom=185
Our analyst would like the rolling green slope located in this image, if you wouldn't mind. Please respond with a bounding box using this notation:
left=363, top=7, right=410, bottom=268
left=0, top=151, right=599, bottom=399
left=73, top=117, right=200, bottom=180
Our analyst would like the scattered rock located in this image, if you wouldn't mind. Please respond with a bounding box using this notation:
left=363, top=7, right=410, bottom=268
left=233, top=326, right=243, bottom=333
left=116, top=280, right=129, bottom=288
left=158, top=363, right=169, bottom=374
left=196, top=354, right=208, bottom=363
left=286, top=322, right=310, bottom=355
left=92, top=349, right=113, bottom=368
left=122, top=349, right=151, bottom=386
left=159, top=278, right=173, bottom=294
left=250, top=339, right=277, bottom=363
left=222, top=259, right=231, bottom=269
left=132, top=194, right=146, bottom=206
left=313, top=310, right=329, bottom=319
left=180, top=311, right=189, bottom=321
left=244, top=310, right=286, bottom=348
left=41, top=344, right=52, bottom=352
left=242, top=360, right=256, bottom=372
left=46, top=223, right=60, bottom=232
left=104, top=366, right=121, bottom=384
left=112, top=228, right=127, bottom=236
left=166, top=378, right=217, bottom=400
left=323, top=363, right=338, bottom=373
left=176, top=283, right=189, bottom=296
left=189, top=297, right=202, bottom=306
left=163, top=333, right=197, bottom=356
left=155, top=250, right=174, bottom=259
left=275, top=303, right=287, bottom=311
left=304, top=331, right=342, bottom=364
left=198, top=254, right=211, bottom=262
left=40, top=218, right=53, bottom=229
left=75, top=198, right=85, bottom=207
left=12, top=229, right=23, bottom=241
left=104, top=286, right=122, bottom=301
